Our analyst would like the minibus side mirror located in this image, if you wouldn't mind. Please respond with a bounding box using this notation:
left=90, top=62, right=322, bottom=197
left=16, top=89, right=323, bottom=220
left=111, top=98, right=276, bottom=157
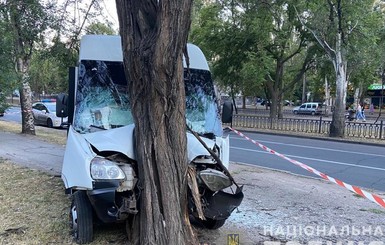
left=56, top=93, right=68, bottom=118
left=222, top=101, right=233, bottom=124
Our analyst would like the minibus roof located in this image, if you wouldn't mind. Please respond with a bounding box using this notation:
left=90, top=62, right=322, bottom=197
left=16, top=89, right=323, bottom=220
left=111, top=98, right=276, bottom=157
left=79, top=35, right=210, bottom=70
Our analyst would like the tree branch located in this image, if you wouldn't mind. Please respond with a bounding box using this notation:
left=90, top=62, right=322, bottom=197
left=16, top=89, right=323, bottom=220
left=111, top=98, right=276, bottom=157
left=294, top=6, right=336, bottom=60
left=282, top=37, right=305, bottom=63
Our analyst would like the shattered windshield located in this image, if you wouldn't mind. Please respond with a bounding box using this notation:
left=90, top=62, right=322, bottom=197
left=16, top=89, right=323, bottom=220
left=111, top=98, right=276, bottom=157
left=185, top=69, right=222, bottom=137
left=73, top=60, right=133, bottom=133
left=73, top=60, right=222, bottom=136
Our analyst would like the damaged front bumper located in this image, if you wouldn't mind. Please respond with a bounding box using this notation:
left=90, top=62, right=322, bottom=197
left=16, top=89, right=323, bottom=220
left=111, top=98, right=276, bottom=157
left=87, top=181, right=137, bottom=223
left=202, top=186, right=244, bottom=220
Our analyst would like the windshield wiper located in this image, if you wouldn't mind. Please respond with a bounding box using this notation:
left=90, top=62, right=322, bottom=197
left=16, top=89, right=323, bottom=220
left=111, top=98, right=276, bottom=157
left=90, top=125, right=107, bottom=130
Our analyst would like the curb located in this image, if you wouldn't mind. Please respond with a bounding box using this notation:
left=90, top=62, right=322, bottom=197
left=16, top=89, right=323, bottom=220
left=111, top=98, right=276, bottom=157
left=226, top=127, right=385, bottom=148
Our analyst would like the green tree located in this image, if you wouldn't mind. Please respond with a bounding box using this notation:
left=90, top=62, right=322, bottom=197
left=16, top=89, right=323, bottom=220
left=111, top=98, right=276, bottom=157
left=28, top=37, right=78, bottom=97
left=190, top=1, right=314, bottom=117
left=116, top=0, right=196, bottom=244
left=0, top=0, right=56, bottom=135
left=0, top=16, right=18, bottom=106
left=297, top=0, right=383, bottom=137
left=85, top=21, right=116, bottom=35
left=190, top=1, right=266, bottom=109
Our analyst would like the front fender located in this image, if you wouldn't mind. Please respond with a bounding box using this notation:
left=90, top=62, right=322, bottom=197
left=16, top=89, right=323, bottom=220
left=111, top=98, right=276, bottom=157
left=187, top=133, right=230, bottom=169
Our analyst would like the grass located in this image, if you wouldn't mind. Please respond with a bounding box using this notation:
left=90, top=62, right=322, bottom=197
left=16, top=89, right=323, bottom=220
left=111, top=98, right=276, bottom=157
left=0, top=159, right=71, bottom=244
left=0, top=159, right=128, bottom=244
left=0, top=121, right=67, bottom=145
left=0, top=122, right=129, bottom=244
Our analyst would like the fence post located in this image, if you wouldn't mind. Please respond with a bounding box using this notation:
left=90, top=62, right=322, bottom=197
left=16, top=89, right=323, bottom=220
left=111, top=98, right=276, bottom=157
left=318, top=116, right=322, bottom=134
left=380, top=120, right=384, bottom=139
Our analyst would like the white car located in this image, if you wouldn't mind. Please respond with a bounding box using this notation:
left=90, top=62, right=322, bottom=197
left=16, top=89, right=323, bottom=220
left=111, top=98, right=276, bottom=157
left=32, top=100, right=68, bottom=128
left=292, top=102, right=323, bottom=115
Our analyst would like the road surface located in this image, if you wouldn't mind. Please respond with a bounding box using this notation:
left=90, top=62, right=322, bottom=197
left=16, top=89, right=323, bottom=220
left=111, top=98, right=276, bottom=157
left=228, top=131, right=385, bottom=192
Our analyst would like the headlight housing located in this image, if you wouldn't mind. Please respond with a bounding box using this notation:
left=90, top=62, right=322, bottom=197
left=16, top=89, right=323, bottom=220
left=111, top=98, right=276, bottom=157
left=199, top=169, right=232, bottom=192
left=90, top=157, right=125, bottom=180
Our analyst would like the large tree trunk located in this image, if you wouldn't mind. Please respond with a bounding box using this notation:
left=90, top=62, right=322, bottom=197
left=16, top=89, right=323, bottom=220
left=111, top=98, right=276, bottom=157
left=330, top=33, right=347, bottom=138
left=116, top=1, right=196, bottom=244
left=268, top=61, right=283, bottom=118
left=18, top=60, right=35, bottom=135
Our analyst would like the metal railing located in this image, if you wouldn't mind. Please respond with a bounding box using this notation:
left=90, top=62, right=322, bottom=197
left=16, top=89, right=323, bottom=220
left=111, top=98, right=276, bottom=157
left=230, top=114, right=385, bottom=140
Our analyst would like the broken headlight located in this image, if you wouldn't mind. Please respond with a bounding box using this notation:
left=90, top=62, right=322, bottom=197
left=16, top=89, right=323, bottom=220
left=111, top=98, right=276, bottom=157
left=199, top=169, right=232, bottom=192
left=90, top=157, right=125, bottom=180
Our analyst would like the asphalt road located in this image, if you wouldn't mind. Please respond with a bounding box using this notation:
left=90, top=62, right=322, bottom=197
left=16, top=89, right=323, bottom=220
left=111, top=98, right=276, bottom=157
left=1, top=106, right=21, bottom=123
left=228, top=130, right=385, bottom=192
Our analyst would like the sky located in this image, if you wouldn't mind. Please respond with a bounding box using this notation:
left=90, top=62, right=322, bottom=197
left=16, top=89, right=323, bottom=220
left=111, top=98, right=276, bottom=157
left=101, top=0, right=118, bottom=29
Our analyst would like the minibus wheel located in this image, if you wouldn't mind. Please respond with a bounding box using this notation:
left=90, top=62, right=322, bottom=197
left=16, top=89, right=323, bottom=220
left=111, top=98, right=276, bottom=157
left=70, top=191, right=93, bottom=244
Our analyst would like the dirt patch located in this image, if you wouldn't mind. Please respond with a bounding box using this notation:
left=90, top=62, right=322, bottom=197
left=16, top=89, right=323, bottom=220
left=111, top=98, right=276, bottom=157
left=1, top=159, right=384, bottom=244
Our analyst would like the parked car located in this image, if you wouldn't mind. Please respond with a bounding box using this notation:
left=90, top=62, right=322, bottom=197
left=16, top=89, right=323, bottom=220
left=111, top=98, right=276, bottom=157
left=32, top=100, right=68, bottom=128
left=261, top=99, right=271, bottom=106
left=0, top=93, right=7, bottom=117
left=292, top=102, right=323, bottom=115
left=284, top=100, right=294, bottom=106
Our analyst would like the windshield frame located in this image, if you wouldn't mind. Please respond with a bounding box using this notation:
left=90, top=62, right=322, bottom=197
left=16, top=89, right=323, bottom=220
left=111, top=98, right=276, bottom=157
left=73, top=60, right=222, bottom=136
left=73, top=60, right=133, bottom=133
left=184, top=68, right=222, bottom=137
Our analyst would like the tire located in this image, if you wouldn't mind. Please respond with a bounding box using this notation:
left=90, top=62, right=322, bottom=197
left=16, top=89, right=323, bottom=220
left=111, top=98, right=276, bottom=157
left=311, top=111, right=315, bottom=116
left=70, top=191, right=93, bottom=244
left=200, top=218, right=226, bottom=229
left=293, top=110, right=298, bottom=114
left=47, top=118, right=53, bottom=128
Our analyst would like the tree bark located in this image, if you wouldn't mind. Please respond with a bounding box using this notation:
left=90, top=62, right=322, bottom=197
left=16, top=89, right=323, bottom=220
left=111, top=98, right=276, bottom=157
left=267, top=60, right=283, bottom=118
left=329, top=33, right=347, bottom=138
left=324, top=76, right=331, bottom=117
left=19, top=71, right=35, bottom=135
left=116, top=1, right=196, bottom=244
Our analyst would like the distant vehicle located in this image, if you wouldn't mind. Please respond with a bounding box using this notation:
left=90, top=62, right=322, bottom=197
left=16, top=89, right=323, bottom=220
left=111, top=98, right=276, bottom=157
left=12, top=90, right=20, bottom=97
left=0, top=92, right=7, bottom=116
left=292, top=102, right=323, bottom=115
left=32, top=100, right=68, bottom=128
left=284, top=100, right=294, bottom=106
left=255, top=98, right=262, bottom=105
left=261, top=100, right=271, bottom=106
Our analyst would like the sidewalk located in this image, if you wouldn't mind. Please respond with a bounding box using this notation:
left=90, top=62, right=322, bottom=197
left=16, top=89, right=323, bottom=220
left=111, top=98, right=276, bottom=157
left=0, top=131, right=64, bottom=175
left=1, top=129, right=385, bottom=243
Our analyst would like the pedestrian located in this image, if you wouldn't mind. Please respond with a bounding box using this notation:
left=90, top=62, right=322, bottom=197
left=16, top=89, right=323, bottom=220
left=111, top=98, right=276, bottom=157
left=369, top=103, right=374, bottom=115
left=356, top=103, right=366, bottom=122
left=361, top=104, right=366, bottom=122
left=347, top=103, right=356, bottom=121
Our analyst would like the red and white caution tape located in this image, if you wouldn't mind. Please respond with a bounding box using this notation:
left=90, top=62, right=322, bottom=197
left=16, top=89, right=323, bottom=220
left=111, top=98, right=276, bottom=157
left=229, top=127, right=385, bottom=209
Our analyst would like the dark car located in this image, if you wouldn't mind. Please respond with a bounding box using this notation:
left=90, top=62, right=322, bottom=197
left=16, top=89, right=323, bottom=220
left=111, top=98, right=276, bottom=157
left=261, top=100, right=271, bottom=106
left=0, top=99, right=7, bottom=117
